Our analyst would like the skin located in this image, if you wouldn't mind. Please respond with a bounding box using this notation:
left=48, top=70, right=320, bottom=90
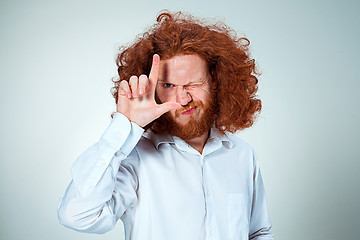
left=117, top=54, right=212, bottom=153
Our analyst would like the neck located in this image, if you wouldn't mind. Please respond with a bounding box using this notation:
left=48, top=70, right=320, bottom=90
left=185, top=130, right=210, bottom=154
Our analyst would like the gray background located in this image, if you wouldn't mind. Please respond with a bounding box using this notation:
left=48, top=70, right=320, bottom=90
left=1, top=0, right=359, bottom=239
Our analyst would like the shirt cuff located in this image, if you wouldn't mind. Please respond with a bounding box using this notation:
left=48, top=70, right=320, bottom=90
left=100, top=112, right=132, bottom=149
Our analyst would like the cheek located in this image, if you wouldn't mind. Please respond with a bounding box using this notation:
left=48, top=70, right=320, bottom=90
left=156, top=89, right=175, bottom=103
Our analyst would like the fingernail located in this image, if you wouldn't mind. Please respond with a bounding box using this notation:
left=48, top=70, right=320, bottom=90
left=140, top=89, right=144, bottom=95
left=127, top=94, right=131, bottom=98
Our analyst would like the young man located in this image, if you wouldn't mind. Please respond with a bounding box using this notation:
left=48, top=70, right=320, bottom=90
left=58, top=11, right=274, bottom=240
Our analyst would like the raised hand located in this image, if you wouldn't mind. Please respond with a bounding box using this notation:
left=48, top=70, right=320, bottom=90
left=116, top=54, right=181, bottom=128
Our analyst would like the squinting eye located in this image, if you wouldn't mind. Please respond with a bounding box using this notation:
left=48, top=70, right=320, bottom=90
left=163, top=83, right=174, bottom=88
left=185, top=84, right=201, bottom=90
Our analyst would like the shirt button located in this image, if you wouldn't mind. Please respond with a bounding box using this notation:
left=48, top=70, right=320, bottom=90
left=207, top=191, right=211, bottom=197
left=210, top=229, right=215, bottom=235
left=101, top=161, right=107, bottom=167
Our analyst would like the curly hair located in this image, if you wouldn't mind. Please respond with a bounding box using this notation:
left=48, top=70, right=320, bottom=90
left=111, top=10, right=261, bottom=133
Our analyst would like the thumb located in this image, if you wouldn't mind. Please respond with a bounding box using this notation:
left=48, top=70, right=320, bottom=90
left=155, top=102, right=182, bottom=117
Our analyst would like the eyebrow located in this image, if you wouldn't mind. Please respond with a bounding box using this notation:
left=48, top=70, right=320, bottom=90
left=158, top=78, right=207, bottom=85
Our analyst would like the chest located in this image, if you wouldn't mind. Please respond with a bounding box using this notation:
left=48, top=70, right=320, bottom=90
left=136, top=144, right=253, bottom=204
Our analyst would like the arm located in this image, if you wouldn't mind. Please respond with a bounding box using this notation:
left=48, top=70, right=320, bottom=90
left=58, top=54, right=181, bottom=234
left=249, top=152, right=274, bottom=240
left=57, top=112, right=143, bottom=233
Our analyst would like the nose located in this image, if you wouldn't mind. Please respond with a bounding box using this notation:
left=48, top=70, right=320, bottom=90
left=175, top=86, right=192, bottom=106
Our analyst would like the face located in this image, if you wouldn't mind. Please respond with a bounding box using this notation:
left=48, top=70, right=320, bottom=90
left=155, top=54, right=216, bottom=140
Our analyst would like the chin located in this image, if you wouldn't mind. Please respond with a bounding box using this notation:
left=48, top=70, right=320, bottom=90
left=175, top=120, right=190, bottom=127
left=176, top=114, right=200, bottom=125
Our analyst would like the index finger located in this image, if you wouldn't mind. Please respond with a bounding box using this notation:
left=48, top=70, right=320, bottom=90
left=149, top=54, right=160, bottom=85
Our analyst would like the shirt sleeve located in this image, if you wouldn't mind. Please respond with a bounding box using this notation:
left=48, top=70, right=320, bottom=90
left=57, top=112, right=144, bottom=234
left=249, top=151, right=274, bottom=240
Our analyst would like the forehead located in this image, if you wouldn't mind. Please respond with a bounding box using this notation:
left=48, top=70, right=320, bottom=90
left=158, top=54, right=209, bottom=84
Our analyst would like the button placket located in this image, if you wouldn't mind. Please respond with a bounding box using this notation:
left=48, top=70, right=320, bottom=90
left=202, top=155, right=217, bottom=239
left=200, top=155, right=209, bottom=237
left=201, top=155, right=216, bottom=239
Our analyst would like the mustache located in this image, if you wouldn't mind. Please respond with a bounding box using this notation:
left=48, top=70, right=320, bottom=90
left=174, top=101, right=203, bottom=117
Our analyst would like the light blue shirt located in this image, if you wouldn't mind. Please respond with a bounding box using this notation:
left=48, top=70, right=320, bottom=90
left=58, top=112, right=273, bottom=240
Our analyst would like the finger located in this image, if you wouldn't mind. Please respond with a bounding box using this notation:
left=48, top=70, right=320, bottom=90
left=154, top=102, right=182, bottom=117
left=138, top=74, right=148, bottom=96
left=148, top=54, right=160, bottom=89
left=119, top=80, right=131, bottom=98
left=129, top=76, right=139, bottom=98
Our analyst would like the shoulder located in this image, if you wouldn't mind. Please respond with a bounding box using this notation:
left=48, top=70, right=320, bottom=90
left=225, top=132, right=259, bottom=166
left=226, top=132, right=254, bottom=153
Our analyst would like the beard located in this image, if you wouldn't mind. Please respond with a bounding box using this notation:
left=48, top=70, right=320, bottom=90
left=152, top=93, right=217, bottom=141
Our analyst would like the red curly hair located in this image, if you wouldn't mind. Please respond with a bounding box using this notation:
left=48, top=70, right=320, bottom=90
left=112, top=11, right=261, bottom=133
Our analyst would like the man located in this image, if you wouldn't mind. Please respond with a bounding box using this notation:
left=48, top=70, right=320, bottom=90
left=58, top=11, right=274, bottom=240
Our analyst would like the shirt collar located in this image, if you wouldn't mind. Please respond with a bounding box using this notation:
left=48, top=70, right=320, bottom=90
left=142, top=127, right=233, bottom=150
left=207, top=127, right=233, bottom=149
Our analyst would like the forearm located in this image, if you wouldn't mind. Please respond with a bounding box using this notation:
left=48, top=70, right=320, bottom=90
left=58, top=113, right=143, bottom=233
left=57, top=178, right=117, bottom=233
